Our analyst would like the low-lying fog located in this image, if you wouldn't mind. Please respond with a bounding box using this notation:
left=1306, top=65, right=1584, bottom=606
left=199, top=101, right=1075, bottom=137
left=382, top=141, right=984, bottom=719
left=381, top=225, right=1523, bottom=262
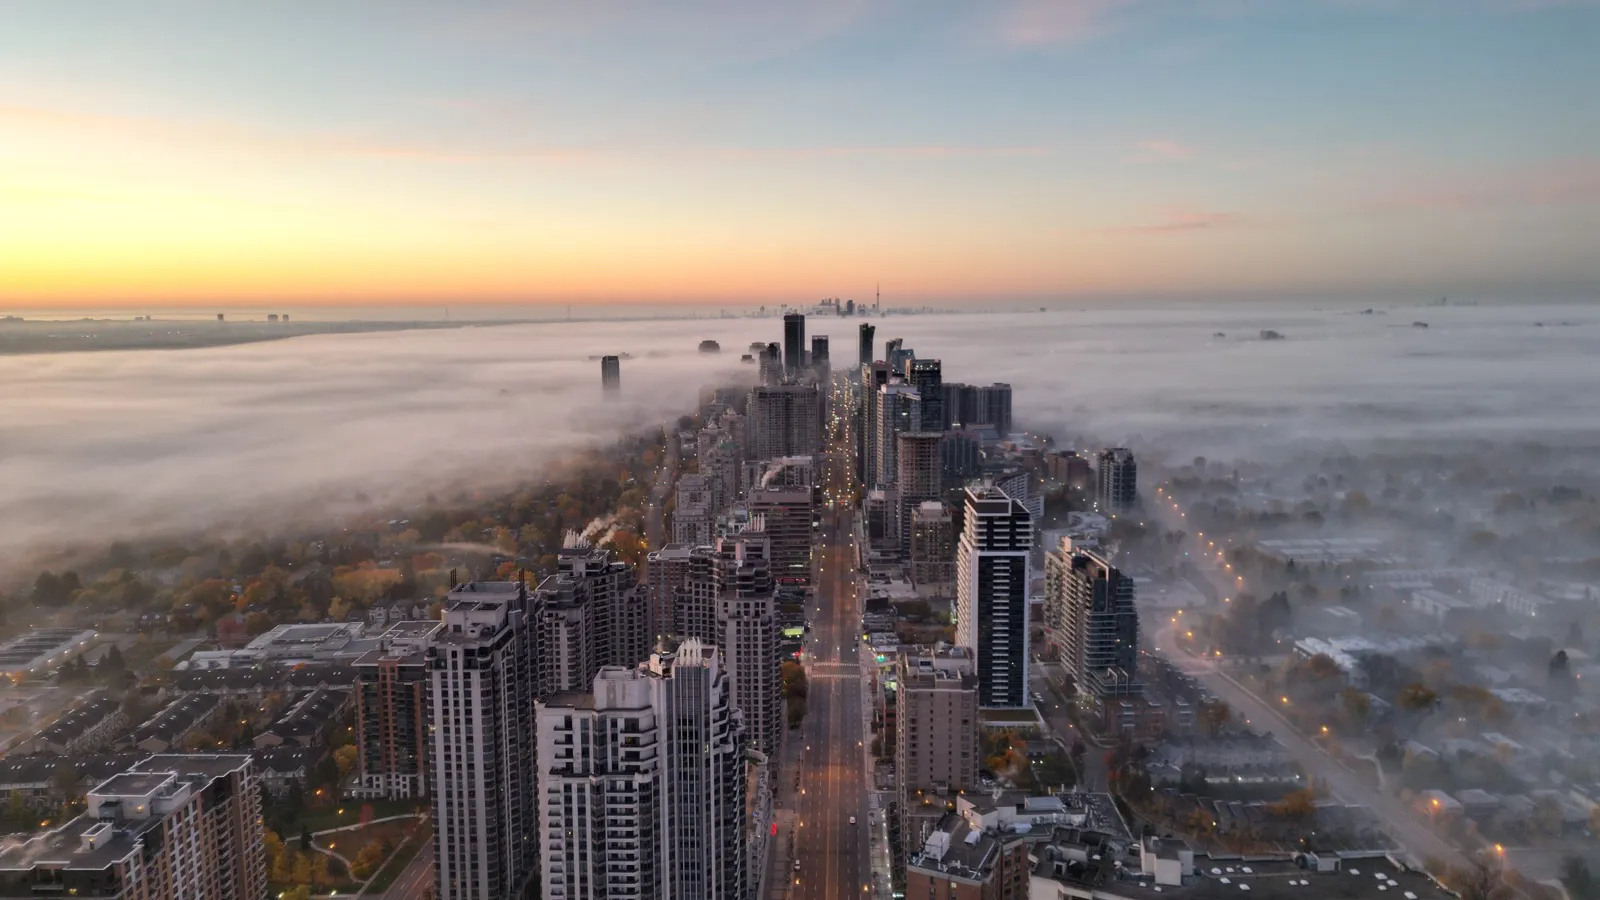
left=2, top=303, right=1595, bottom=569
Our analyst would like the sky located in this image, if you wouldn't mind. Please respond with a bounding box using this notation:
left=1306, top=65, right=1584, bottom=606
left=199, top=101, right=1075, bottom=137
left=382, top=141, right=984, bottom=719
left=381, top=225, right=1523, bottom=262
left=1, top=0, right=1597, bottom=307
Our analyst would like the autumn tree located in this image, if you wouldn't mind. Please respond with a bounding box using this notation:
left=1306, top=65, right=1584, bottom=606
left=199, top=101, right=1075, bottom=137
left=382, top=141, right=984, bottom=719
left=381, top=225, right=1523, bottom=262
left=1198, top=700, right=1231, bottom=736
left=333, top=745, right=360, bottom=779
left=1397, top=682, right=1438, bottom=712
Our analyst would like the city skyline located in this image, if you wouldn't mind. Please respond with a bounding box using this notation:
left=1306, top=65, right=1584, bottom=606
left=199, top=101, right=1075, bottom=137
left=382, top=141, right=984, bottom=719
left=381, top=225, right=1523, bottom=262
left=4, top=1, right=1597, bottom=306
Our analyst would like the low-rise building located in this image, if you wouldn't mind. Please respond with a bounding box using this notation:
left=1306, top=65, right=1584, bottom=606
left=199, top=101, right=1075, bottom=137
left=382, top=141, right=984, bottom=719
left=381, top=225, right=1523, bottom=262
left=253, top=688, right=348, bottom=748
left=252, top=746, right=321, bottom=799
left=119, top=694, right=222, bottom=754
left=31, top=691, right=126, bottom=756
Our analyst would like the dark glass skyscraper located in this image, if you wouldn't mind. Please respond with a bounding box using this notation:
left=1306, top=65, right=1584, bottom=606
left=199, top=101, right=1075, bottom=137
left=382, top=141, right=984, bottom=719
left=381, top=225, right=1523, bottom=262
left=601, top=355, right=620, bottom=398
left=906, top=357, right=944, bottom=431
left=858, top=322, right=875, bottom=367
left=783, top=313, right=805, bottom=379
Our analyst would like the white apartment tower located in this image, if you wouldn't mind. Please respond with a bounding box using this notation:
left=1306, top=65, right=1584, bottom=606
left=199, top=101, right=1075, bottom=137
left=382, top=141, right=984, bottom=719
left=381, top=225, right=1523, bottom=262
left=428, top=582, right=537, bottom=900
left=536, top=640, right=747, bottom=900
left=954, top=484, right=1034, bottom=709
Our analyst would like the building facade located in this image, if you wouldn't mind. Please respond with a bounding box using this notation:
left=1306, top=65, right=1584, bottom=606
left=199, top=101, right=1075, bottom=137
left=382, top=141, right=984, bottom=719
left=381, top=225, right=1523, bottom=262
left=353, top=621, right=439, bottom=800
left=896, top=649, right=980, bottom=867
left=1095, top=448, right=1137, bottom=513
left=954, top=485, right=1033, bottom=709
left=428, top=582, right=537, bottom=900
left=536, top=639, right=746, bottom=900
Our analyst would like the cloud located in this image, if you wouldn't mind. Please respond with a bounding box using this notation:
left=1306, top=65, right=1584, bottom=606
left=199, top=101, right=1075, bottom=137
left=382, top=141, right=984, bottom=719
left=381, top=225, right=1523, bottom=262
left=996, top=0, right=1130, bottom=46
left=1110, top=209, right=1240, bottom=234
left=1133, top=139, right=1195, bottom=163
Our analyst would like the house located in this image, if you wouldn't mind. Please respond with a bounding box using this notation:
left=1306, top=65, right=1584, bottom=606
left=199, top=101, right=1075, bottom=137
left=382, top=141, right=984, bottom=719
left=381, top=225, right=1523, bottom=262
left=252, top=746, right=322, bottom=799
left=253, top=688, right=348, bottom=748
left=1456, top=789, right=1501, bottom=820
left=118, top=694, right=221, bottom=753
left=1416, top=790, right=1463, bottom=821
left=1400, top=740, right=1439, bottom=770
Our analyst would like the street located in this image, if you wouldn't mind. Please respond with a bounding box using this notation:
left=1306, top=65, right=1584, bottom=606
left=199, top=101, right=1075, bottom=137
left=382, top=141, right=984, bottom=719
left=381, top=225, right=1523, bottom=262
left=775, top=402, right=873, bottom=900
left=376, top=840, right=433, bottom=900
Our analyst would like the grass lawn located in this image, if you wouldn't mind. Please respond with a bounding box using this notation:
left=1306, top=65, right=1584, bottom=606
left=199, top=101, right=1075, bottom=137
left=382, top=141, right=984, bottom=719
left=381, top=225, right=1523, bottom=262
left=298, top=797, right=424, bottom=834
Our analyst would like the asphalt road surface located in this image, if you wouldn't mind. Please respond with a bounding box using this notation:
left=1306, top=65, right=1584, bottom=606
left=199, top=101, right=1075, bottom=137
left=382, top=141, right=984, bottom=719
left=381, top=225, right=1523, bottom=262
left=378, top=838, right=433, bottom=900
left=787, top=420, right=872, bottom=900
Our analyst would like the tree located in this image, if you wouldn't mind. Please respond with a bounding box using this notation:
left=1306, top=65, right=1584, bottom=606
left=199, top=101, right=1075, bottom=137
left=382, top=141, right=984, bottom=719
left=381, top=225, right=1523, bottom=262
left=1339, top=688, right=1372, bottom=727
left=1563, top=856, right=1599, bottom=900
left=102, top=644, right=126, bottom=675
left=1267, top=789, right=1317, bottom=821
left=1198, top=700, right=1231, bottom=736
left=1397, top=682, right=1438, bottom=712
left=333, top=744, right=359, bottom=779
left=352, top=839, right=387, bottom=879
left=1447, top=856, right=1511, bottom=900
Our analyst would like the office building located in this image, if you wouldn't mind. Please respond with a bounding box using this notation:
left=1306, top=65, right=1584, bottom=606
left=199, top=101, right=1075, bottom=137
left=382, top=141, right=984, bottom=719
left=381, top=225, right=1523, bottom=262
left=873, top=383, right=922, bottom=489
left=885, top=337, right=913, bottom=376
left=783, top=313, right=806, bottom=379
left=746, top=487, right=813, bottom=586
left=429, top=582, right=537, bottom=900
left=1043, top=542, right=1138, bottom=691
left=536, top=639, right=746, bottom=900
left=954, top=484, right=1033, bottom=709
left=1096, top=448, right=1138, bottom=513
left=909, top=502, right=956, bottom=592
left=895, top=431, right=943, bottom=556
left=896, top=648, right=979, bottom=863
left=905, top=358, right=944, bottom=432
left=858, top=322, right=875, bottom=367
left=0, top=753, right=266, bottom=900
left=601, top=356, right=620, bottom=398
left=353, top=621, right=440, bottom=800
left=748, top=382, right=822, bottom=461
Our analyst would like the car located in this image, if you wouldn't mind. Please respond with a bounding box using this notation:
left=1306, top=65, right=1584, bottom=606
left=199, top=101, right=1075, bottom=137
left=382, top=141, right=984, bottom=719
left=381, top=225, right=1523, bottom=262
left=793, top=859, right=802, bottom=871
left=848, top=816, right=857, bottom=825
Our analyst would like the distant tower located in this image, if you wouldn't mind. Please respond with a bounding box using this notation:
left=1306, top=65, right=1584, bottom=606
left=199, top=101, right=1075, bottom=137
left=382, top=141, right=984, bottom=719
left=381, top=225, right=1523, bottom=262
left=601, top=356, right=621, bottom=399
left=783, top=314, right=806, bottom=379
left=216, top=313, right=225, bottom=322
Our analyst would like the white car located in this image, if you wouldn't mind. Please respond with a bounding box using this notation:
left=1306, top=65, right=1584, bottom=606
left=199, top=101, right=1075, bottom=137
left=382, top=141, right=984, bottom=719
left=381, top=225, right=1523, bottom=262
left=848, top=816, right=857, bottom=825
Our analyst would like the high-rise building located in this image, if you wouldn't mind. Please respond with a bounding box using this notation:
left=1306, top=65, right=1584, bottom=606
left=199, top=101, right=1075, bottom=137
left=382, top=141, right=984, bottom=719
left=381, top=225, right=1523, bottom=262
left=535, top=640, right=747, bottom=900
left=810, top=335, right=829, bottom=375
left=940, top=428, right=985, bottom=488
left=905, top=358, right=944, bottom=432
left=672, top=473, right=714, bottom=546
left=0, top=754, right=267, bottom=900
left=747, top=382, right=822, bottom=461
left=354, top=620, right=441, bottom=800
left=909, top=501, right=956, bottom=592
left=1096, top=447, right=1138, bottom=513
left=1043, top=541, right=1138, bottom=688
left=645, top=543, right=694, bottom=645
left=895, top=648, right=979, bottom=867
left=857, top=361, right=889, bottom=484
left=874, top=384, right=923, bottom=489
left=884, top=338, right=912, bottom=377
left=954, top=484, right=1033, bottom=709
left=783, top=313, right=806, bottom=379
left=858, top=322, right=875, bottom=367
left=429, top=582, right=537, bottom=900
left=758, top=342, right=783, bottom=386
left=746, top=487, right=813, bottom=586
left=976, top=383, right=1013, bottom=435
left=895, top=431, right=943, bottom=556
left=713, top=531, right=781, bottom=756
left=601, top=356, right=621, bottom=398
left=533, top=535, right=651, bottom=696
